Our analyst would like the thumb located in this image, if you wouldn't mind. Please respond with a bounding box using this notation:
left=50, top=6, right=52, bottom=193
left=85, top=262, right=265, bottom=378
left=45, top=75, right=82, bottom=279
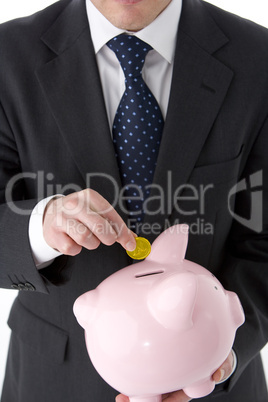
left=213, top=351, right=234, bottom=383
left=116, top=394, right=129, bottom=402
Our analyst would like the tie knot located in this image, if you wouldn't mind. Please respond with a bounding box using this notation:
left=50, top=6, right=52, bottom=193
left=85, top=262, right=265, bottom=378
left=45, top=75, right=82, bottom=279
left=107, top=34, right=152, bottom=80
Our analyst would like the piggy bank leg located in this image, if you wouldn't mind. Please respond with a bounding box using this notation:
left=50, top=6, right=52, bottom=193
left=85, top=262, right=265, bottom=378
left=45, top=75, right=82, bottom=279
left=129, top=395, right=162, bottom=402
left=183, top=378, right=215, bottom=398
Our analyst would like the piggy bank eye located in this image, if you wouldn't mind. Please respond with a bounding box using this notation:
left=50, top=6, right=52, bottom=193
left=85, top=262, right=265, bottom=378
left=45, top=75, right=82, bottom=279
left=214, top=286, right=218, bottom=290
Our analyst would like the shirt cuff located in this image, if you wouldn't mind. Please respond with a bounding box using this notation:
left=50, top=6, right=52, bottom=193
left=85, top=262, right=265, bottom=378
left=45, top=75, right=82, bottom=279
left=28, top=196, right=63, bottom=269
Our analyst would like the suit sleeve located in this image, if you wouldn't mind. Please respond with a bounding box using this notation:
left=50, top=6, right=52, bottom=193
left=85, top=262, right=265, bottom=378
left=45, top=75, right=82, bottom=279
left=217, top=115, right=268, bottom=392
left=0, top=101, right=66, bottom=294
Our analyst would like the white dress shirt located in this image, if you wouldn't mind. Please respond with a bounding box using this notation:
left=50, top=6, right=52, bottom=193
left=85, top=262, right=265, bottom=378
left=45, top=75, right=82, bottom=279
left=29, top=0, right=182, bottom=268
left=86, top=0, right=182, bottom=127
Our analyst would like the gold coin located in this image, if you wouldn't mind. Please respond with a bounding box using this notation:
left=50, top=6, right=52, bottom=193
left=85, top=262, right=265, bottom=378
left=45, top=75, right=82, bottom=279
left=127, top=237, right=151, bottom=260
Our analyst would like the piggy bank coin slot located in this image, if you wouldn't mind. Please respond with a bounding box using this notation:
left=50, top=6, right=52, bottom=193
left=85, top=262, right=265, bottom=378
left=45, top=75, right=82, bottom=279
left=135, top=270, right=164, bottom=278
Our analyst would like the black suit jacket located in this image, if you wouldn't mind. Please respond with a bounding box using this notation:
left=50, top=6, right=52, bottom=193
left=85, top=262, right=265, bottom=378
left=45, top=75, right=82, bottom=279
left=0, top=0, right=267, bottom=401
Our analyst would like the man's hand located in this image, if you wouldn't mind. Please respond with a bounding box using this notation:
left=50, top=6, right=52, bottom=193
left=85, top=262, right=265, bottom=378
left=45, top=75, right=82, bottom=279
left=115, top=351, right=234, bottom=402
left=212, top=350, right=234, bottom=384
left=116, top=391, right=191, bottom=402
left=43, top=189, right=136, bottom=255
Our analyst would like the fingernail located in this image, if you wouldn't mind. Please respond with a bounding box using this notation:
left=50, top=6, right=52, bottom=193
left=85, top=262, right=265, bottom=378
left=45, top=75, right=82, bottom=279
left=220, top=369, right=225, bottom=381
left=126, top=240, right=136, bottom=251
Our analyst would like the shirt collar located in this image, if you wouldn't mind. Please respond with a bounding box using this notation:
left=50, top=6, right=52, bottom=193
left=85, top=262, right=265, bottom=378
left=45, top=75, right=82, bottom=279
left=86, top=0, right=182, bottom=64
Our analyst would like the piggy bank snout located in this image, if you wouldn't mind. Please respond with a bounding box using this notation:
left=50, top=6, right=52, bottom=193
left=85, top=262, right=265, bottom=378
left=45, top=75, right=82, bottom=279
left=148, top=272, right=197, bottom=331
left=73, top=290, right=97, bottom=329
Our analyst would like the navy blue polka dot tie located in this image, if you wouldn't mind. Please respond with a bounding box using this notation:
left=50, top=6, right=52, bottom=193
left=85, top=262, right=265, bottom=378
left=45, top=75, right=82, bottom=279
left=107, top=34, right=164, bottom=227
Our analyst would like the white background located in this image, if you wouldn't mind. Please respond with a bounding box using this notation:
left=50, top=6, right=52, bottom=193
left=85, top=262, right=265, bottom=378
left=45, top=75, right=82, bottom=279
left=0, top=0, right=267, bottom=395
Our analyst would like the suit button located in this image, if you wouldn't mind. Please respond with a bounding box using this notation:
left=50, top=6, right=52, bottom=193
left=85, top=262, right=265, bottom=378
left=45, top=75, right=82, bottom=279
left=11, top=284, right=19, bottom=290
left=18, top=283, right=26, bottom=290
left=25, top=282, right=36, bottom=291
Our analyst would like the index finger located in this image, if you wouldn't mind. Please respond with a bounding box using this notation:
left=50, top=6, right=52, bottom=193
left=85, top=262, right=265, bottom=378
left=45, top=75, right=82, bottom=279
left=84, top=189, right=137, bottom=251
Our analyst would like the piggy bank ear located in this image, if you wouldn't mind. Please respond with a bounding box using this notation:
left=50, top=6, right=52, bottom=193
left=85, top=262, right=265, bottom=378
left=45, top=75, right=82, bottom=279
left=73, top=290, right=98, bottom=330
left=148, top=272, right=197, bottom=331
left=147, top=224, right=189, bottom=264
left=227, top=291, right=245, bottom=329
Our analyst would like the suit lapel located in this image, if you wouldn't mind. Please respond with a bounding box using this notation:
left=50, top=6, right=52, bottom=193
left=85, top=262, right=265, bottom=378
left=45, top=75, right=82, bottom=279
left=35, top=0, right=121, bottom=206
left=144, top=0, right=234, bottom=229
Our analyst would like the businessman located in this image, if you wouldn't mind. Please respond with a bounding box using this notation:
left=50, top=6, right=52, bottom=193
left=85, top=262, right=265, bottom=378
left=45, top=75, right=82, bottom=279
left=0, top=0, right=267, bottom=401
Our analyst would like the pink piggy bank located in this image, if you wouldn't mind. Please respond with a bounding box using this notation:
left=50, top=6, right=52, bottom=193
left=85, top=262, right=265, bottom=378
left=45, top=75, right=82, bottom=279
left=73, top=224, right=244, bottom=401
